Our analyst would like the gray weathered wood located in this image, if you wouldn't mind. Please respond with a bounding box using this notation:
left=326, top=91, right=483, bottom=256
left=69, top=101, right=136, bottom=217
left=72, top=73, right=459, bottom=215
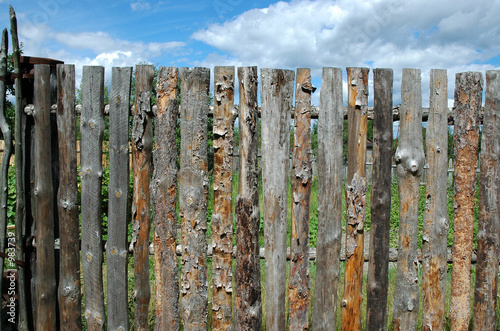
left=366, top=68, right=393, bottom=331
left=421, top=69, right=448, bottom=331
left=311, top=68, right=344, bottom=331
left=234, top=66, right=262, bottom=331
left=107, top=67, right=132, bottom=331
left=80, top=65, right=105, bottom=330
left=261, top=68, right=294, bottom=331
left=392, top=68, right=425, bottom=330
left=152, top=66, right=180, bottom=331
left=56, top=64, right=82, bottom=330
left=34, top=64, right=57, bottom=330
left=179, top=67, right=210, bottom=331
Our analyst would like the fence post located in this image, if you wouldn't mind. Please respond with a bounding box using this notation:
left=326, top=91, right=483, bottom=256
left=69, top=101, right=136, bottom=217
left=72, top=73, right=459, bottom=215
left=311, top=68, right=344, bottom=331
left=366, top=68, right=393, bottom=330
left=392, top=68, right=425, bottom=330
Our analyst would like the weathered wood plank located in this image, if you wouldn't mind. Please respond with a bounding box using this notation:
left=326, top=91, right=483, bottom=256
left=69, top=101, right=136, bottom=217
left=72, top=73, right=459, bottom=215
left=392, top=68, right=425, bottom=330
left=80, top=65, right=105, bottom=330
left=234, top=66, right=262, bottom=331
left=107, top=67, right=132, bottom=331
left=288, top=68, right=313, bottom=331
left=152, top=66, right=180, bottom=331
left=342, top=67, right=369, bottom=331
left=211, top=66, right=234, bottom=330
left=366, top=68, right=393, bottom=331
left=131, top=64, right=154, bottom=330
left=311, top=68, right=344, bottom=331
left=179, top=67, right=210, bottom=331
left=261, top=68, right=294, bottom=331
left=34, top=64, right=57, bottom=330
left=421, top=69, right=448, bottom=331
left=473, top=70, right=500, bottom=331
left=56, top=64, right=82, bottom=330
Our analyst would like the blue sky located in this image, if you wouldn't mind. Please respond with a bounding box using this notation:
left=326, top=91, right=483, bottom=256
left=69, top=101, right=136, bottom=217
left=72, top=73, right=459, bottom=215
left=1, top=0, right=500, bottom=107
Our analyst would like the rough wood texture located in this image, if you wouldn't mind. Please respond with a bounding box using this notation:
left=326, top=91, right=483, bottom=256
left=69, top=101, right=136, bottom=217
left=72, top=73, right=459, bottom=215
left=288, top=68, right=313, bottom=331
left=34, top=64, right=57, bottom=330
left=234, top=66, right=262, bottom=331
left=211, top=66, right=234, bottom=330
left=421, top=69, right=448, bottom=331
left=179, top=67, right=210, bottom=331
left=392, top=68, right=425, bottom=330
left=342, top=67, right=369, bottom=331
left=473, top=70, right=500, bottom=331
left=366, top=68, right=393, bottom=331
left=107, top=67, right=132, bottom=331
left=261, top=68, right=294, bottom=331
left=311, top=68, right=344, bottom=331
left=152, top=66, right=180, bottom=331
left=56, top=64, right=82, bottom=330
left=80, top=65, right=105, bottom=330
left=131, top=64, right=154, bottom=330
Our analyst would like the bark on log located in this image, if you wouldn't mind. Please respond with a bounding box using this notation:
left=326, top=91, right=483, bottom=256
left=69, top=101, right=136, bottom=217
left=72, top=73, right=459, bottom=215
left=107, top=67, right=132, bottom=331
left=473, top=70, right=500, bottom=331
left=288, top=68, right=313, bottom=331
left=392, top=68, right=425, bottom=331
left=211, top=66, right=234, bottom=331
left=261, top=68, right=294, bottom=331
left=179, top=67, right=210, bottom=331
left=152, top=66, right=180, bottom=331
left=421, top=69, right=448, bottom=331
left=342, top=67, right=369, bottom=331
left=366, top=68, right=393, bottom=331
left=234, top=66, right=262, bottom=331
left=311, top=68, right=344, bottom=331
left=56, top=64, right=82, bottom=330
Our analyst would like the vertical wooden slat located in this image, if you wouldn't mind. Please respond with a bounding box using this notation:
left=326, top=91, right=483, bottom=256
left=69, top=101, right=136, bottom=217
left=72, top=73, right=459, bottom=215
left=179, top=67, right=210, bottom=330
left=234, top=66, right=262, bottom=330
left=80, top=65, right=105, bottom=330
left=131, top=64, right=154, bottom=330
left=34, top=64, right=57, bottom=330
left=311, top=67, right=344, bottom=331
left=473, top=70, right=500, bottom=330
left=392, top=68, right=425, bottom=330
left=342, top=67, right=369, bottom=331
left=449, top=72, right=483, bottom=330
left=107, top=67, right=132, bottom=331
left=211, top=66, right=235, bottom=330
left=288, top=68, right=313, bottom=331
left=261, top=68, right=294, bottom=331
left=152, top=66, right=180, bottom=330
left=56, top=64, right=82, bottom=330
left=366, top=68, right=393, bottom=330
left=421, top=69, right=448, bottom=331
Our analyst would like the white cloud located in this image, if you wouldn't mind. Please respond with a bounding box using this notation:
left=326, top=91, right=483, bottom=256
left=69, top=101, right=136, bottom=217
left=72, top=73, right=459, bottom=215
left=131, top=1, right=152, bottom=11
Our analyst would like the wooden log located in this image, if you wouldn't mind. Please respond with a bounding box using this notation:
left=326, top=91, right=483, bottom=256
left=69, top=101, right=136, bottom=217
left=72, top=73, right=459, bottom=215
left=261, top=68, right=294, bottom=331
left=449, top=72, right=483, bottom=330
left=34, top=64, right=57, bottom=330
left=392, top=68, right=425, bottom=330
left=131, top=64, right=154, bottom=330
left=342, top=67, right=369, bottom=331
left=107, top=67, right=132, bottom=331
left=234, top=66, right=262, bottom=331
left=311, top=68, right=344, bottom=331
left=56, top=64, right=82, bottom=330
left=421, top=69, right=448, bottom=331
left=211, top=66, right=234, bottom=330
left=152, top=66, right=180, bottom=330
left=179, top=67, right=210, bottom=330
left=473, top=70, right=500, bottom=330
left=288, top=68, right=313, bottom=331
left=80, top=65, right=105, bottom=330
left=366, top=68, right=393, bottom=331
